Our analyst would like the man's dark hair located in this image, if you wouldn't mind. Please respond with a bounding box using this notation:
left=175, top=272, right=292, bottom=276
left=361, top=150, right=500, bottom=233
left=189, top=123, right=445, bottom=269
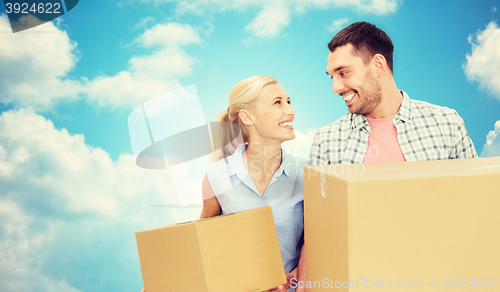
left=328, top=22, right=394, bottom=73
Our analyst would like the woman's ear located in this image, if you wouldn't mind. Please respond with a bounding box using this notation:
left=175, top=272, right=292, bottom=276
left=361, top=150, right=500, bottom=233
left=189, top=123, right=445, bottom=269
left=239, top=109, right=254, bottom=126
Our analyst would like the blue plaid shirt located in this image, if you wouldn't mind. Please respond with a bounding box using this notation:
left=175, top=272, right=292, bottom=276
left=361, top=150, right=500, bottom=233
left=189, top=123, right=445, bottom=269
left=310, top=91, right=477, bottom=165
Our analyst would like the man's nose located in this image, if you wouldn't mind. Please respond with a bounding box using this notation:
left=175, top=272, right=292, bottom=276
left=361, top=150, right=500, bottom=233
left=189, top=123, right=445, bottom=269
left=332, top=78, right=344, bottom=94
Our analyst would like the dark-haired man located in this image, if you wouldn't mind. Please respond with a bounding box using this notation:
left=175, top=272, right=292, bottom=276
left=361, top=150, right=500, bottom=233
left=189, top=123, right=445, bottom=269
left=295, top=21, right=478, bottom=292
left=310, top=21, right=476, bottom=165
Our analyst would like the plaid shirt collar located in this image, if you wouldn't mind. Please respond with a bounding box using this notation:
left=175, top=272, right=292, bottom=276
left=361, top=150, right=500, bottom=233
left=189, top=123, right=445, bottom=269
left=350, top=91, right=412, bottom=131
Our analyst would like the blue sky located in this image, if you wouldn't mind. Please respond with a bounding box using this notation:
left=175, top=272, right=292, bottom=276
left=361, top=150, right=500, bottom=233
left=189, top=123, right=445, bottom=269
left=0, top=0, right=500, bottom=291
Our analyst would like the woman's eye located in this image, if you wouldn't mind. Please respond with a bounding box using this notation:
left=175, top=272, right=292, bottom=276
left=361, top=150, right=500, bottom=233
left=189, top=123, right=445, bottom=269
left=287, top=100, right=291, bottom=104
left=340, top=72, right=347, bottom=77
left=275, top=100, right=281, bottom=105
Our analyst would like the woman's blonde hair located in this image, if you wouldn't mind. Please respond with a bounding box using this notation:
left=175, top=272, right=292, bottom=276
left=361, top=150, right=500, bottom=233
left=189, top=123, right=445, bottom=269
left=213, top=75, right=278, bottom=158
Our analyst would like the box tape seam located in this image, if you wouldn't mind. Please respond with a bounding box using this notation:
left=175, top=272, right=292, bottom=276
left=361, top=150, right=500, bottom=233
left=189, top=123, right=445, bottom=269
left=320, top=172, right=327, bottom=198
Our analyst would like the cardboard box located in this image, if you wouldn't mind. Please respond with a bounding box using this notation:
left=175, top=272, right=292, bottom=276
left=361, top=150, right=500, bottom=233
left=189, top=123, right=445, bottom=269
left=303, top=157, right=500, bottom=291
left=136, top=206, right=286, bottom=292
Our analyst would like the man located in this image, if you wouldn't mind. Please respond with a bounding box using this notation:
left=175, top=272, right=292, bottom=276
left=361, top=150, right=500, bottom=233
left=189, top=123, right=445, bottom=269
left=310, top=21, right=477, bottom=165
left=291, top=21, right=477, bottom=292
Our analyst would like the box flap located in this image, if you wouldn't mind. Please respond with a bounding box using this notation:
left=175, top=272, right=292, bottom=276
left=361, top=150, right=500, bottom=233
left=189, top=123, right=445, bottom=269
left=306, top=157, right=500, bottom=183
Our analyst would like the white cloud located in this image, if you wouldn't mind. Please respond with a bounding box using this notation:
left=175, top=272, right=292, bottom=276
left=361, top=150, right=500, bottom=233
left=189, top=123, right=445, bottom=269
left=83, top=23, right=202, bottom=108
left=0, top=199, right=83, bottom=292
left=0, top=108, right=201, bottom=291
left=0, top=14, right=82, bottom=110
left=0, top=107, right=200, bottom=219
left=139, top=22, right=201, bottom=47
left=0, top=14, right=202, bottom=110
left=135, top=16, right=156, bottom=28
left=328, top=17, right=349, bottom=33
left=346, top=0, right=399, bottom=14
left=83, top=70, right=182, bottom=108
left=144, top=0, right=399, bottom=40
left=130, top=47, right=199, bottom=79
left=282, top=128, right=317, bottom=160
left=245, top=3, right=291, bottom=39
left=0, top=108, right=119, bottom=218
left=480, top=120, right=500, bottom=157
left=464, top=21, right=500, bottom=101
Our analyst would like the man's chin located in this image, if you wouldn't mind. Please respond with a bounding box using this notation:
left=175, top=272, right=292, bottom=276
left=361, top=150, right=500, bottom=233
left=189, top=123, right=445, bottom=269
left=347, top=105, right=358, bottom=114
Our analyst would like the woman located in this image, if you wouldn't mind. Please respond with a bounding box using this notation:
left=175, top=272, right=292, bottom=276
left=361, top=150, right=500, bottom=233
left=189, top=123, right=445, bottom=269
left=200, top=75, right=307, bottom=292
left=141, top=75, right=306, bottom=292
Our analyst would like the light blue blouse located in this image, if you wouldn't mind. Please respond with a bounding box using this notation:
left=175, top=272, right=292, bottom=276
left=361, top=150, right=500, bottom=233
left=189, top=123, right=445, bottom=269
left=207, top=144, right=308, bottom=274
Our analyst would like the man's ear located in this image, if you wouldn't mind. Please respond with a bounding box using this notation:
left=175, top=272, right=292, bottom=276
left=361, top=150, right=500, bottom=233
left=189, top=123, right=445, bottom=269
left=239, top=109, right=254, bottom=126
left=371, top=54, right=386, bottom=78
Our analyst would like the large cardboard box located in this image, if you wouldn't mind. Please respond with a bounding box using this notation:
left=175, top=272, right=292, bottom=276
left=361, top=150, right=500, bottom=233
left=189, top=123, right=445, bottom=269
left=136, top=206, right=286, bottom=292
left=303, top=157, right=500, bottom=291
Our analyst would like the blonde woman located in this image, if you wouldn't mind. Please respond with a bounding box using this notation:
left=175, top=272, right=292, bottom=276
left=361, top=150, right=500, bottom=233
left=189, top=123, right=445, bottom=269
left=201, top=75, right=307, bottom=292
left=140, top=76, right=306, bottom=292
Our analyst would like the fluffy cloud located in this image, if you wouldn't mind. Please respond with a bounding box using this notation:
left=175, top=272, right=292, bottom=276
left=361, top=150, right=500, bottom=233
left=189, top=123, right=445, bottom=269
left=130, top=47, right=199, bottom=79
left=144, top=0, right=399, bottom=40
left=282, top=128, right=317, bottom=160
left=135, top=16, right=156, bottom=29
left=328, top=17, right=349, bottom=33
left=83, top=72, right=182, bottom=108
left=0, top=14, right=201, bottom=109
left=0, top=14, right=82, bottom=109
left=0, top=199, right=83, bottom=292
left=480, top=120, right=500, bottom=157
left=0, top=108, right=200, bottom=291
left=84, top=22, right=202, bottom=108
left=139, top=22, right=201, bottom=47
left=464, top=21, right=500, bottom=101
left=245, top=3, right=291, bottom=39
left=86, top=21, right=203, bottom=108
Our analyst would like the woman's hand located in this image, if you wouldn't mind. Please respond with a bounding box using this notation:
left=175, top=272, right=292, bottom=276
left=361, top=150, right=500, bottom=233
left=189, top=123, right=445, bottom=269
left=140, top=289, right=144, bottom=292
left=296, top=244, right=306, bottom=292
left=268, top=242, right=306, bottom=291
left=267, top=267, right=298, bottom=291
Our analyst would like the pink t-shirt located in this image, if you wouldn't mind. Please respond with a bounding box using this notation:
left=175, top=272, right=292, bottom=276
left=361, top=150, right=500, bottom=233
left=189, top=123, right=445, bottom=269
left=363, top=115, right=406, bottom=163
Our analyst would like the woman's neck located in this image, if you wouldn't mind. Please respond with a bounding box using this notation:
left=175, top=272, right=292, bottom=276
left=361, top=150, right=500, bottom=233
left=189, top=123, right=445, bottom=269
left=243, top=140, right=282, bottom=180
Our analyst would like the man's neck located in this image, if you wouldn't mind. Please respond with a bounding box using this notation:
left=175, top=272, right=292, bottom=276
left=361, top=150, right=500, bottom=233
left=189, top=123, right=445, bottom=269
left=366, top=86, right=403, bottom=119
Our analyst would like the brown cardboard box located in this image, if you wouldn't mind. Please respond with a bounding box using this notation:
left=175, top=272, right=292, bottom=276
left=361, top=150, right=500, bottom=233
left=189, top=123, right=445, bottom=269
left=303, top=157, right=500, bottom=291
left=136, top=206, right=287, bottom=292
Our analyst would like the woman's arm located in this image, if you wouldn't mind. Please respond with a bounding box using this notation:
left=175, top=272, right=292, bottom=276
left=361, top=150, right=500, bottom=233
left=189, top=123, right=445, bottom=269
left=200, top=172, right=222, bottom=219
